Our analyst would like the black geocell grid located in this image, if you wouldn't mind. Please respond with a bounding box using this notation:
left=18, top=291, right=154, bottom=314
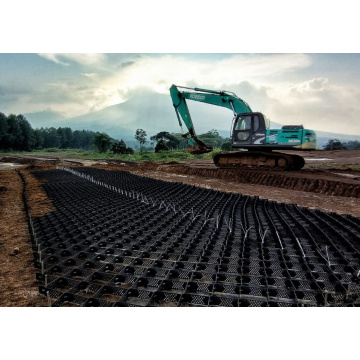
left=31, top=167, right=360, bottom=307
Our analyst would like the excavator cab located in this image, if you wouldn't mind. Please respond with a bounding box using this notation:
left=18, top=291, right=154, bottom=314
left=232, top=112, right=268, bottom=147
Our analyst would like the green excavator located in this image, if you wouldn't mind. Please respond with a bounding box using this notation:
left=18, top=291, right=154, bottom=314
left=170, top=84, right=316, bottom=170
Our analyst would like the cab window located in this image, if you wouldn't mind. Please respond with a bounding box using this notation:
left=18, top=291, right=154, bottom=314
left=235, top=115, right=251, bottom=130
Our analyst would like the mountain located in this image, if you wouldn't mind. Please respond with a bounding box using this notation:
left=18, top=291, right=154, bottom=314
left=31, top=92, right=179, bottom=145
left=25, top=110, right=66, bottom=128
left=62, top=92, right=226, bottom=138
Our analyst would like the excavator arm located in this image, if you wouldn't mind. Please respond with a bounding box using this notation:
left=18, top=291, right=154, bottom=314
left=170, top=84, right=252, bottom=154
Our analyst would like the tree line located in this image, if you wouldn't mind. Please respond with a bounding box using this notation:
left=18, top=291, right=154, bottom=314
left=3, top=111, right=360, bottom=155
left=0, top=111, right=232, bottom=154
left=323, top=139, right=360, bottom=150
left=135, top=128, right=232, bottom=152
left=0, top=112, right=133, bottom=153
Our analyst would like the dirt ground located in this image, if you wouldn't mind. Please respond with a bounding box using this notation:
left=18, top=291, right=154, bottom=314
left=1, top=150, right=360, bottom=306
left=0, top=169, right=49, bottom=306
left=107, top=149, right=360, bottom=217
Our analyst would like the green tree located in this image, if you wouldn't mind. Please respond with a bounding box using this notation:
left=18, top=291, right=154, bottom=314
left=155, top=139, right=169, bottom=153
left=57, top=127, right=66, bottom=148
left=33, top=129, right=45, bottom=149
left=71, top=130, right=87, bottom=149
left=221, top=142, right=232, bottom=151
left=0, top=112, right=9, bottom=150
left=86, top=131, right=97, bottom=149
left=150, top=131, right=171, bottom=142
left=323, top=139, right=347, bottom=150
left=43, top=127, right=60, bottom=148
left=135, top=129, right=147, bottom=152
left=0, top=113, right=35, bottom=151
left=92, top=132, right=113, bottom=153
left=150, top=131, right=180, bottom=150
left=56, top=127, right=74, bottom=148
left=6, top=114, right=23, bottom=150
left=70, top=129, right=96, bottom=149
left=17, top=114, right=35, bottom=151
left=171, top=133, right=187, bottom=149
left=343, top=140, right=360, bottom=150
left=124, top=147, right=134, bottom=155
left=198, top=129, right=223, bottom=148
left=63, top=127, right=74, bottom=148
left=111, top=139, right=127, bottom=154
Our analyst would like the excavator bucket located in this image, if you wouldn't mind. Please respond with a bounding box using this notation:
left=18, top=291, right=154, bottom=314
left=187, top=138, right=214, bottom=155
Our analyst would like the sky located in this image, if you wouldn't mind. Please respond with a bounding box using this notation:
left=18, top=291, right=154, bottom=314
left=1, top=1, right=360, bottom=137
left=1, top=53, right=360, bottom=135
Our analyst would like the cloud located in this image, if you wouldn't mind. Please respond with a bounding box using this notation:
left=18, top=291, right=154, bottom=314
left=105, top=54, right=312, bottom=96
left=83, top=53, right=312, bottom=116
left=264, top=77, right=360, bottom=133
left=38, top=53, right=107, bottom=66
left=29, top=54, right=312, bottom=118
left=289, top=77, right=329, bottom=94
left=38, top=53, right=69, bottom=65
left=81, top=72, right=98, bottom=78
left=0, top=83, right=36, bottom=112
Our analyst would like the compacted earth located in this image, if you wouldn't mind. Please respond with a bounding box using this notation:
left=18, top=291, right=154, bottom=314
left=1, top=150, right=359, bottom=306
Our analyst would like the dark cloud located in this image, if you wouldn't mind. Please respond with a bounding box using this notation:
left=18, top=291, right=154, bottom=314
left=0, top=83, right=33, bottom=110
left=115, top=54, right=143, bottom=70
left=117, top=61, right=136, bottom=69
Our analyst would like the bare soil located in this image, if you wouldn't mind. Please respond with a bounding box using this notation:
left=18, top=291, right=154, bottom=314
left=1, top=149, right=360, bottom=306
left=106, top=150, right=360, bottom=217
left=0, top=169, right=48, bottom=307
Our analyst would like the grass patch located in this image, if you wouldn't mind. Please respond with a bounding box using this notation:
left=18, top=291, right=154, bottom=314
left=349, top=165, right=360, bottom=171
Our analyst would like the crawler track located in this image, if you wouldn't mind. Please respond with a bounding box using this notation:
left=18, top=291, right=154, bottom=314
left=213, top=151, right=305, bottom=171
left=31, top=168, right=360, bottom=307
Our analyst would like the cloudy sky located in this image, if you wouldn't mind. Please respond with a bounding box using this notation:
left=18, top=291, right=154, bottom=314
left=1, top=53, right=360, bottom=135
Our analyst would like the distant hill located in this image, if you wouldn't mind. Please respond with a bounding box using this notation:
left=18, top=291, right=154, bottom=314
left=24, top=110, right=66, bottom=128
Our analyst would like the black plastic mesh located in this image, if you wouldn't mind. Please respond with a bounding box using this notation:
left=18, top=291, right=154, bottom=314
left=30, top=167, right=360, bottom=307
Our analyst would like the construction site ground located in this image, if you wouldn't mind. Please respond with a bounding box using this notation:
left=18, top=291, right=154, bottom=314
left=1, top=149, right=360, bottom=306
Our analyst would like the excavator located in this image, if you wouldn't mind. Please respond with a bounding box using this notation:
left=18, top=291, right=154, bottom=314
left=170, top=84, right=316, bottom=171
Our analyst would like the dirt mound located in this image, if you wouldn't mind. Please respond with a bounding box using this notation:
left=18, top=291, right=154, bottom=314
left=0, top=155, right=59, bottom=166
left=136, top=163, right=360, bottom=198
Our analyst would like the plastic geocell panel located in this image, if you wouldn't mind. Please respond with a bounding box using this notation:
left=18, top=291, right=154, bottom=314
left=29, top=168, right=360, bottom=307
